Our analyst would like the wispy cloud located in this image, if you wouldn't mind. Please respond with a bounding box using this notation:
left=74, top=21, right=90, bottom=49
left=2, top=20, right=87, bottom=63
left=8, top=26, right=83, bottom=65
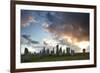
left=21, top=16, right=37, bottom=27
left=22, top=34, right=39, bottom=44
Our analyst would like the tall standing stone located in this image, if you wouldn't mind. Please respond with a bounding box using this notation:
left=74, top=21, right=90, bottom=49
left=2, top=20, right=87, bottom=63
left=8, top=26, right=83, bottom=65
left=66, top=47, right=70, bottom=55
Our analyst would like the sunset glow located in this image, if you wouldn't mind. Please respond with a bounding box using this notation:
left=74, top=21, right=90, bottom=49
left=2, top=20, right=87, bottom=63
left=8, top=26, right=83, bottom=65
left=75, top=41, right=89, bottom=49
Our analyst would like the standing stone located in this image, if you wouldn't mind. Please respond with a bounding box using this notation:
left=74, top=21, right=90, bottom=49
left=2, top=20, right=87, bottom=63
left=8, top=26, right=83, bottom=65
left=71, top=50, right=75, bottom=56
left=66, top=47, right=70, bottom=55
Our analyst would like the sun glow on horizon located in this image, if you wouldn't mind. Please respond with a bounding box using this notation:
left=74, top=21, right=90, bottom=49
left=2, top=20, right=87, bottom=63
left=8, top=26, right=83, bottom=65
left=75, top=41, right=89, bottom=49
left=62, top=36, right=89, bottom=49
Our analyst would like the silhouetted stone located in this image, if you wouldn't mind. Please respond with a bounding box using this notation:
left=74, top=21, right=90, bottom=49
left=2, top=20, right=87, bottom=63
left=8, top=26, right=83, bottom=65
left=71, top=50, right=75, bottom=56
left=56, top=44, right=59, bottom=55
left=66, top=47, right=70, bottom=55
left=24, top=47, right=29, bottom=55
left=83, top=48, right=86, bottom=55
left=59, top=47, right=63, bottom=55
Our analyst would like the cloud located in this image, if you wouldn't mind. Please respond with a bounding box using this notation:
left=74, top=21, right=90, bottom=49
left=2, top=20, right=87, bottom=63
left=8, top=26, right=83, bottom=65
left=21, top=16, right=37, bottom=27
left=30, top=40, right=39, bottom=44
left=43, top=12, right=89, bottom=44
left=43, top=38, right=59, bottom=47
left=22, top=34, right=30, bottom=39
left=40, top=12, right=89, bottom=52
left=22, top=34, right=39, bottom=44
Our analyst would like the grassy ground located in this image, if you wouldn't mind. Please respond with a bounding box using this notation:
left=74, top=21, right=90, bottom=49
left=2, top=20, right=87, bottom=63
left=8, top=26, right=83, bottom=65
left=21, top=53, right=89, bottom=63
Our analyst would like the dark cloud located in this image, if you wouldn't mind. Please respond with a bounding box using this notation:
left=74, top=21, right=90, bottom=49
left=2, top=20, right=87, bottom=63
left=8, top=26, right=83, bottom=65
left=22, top=34, right=39, bottom=44
left=22, top=34, right=30, bottom=39
left=44, top=12, right=89, bottom=43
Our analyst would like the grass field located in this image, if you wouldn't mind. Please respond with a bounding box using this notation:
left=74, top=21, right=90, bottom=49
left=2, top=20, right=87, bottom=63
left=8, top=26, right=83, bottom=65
left=21, top=53, right=89, bottom=63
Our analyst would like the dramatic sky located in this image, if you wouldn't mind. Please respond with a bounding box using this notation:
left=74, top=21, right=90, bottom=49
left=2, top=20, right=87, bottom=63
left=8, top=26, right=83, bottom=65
left=21, top=10, right=90, bottom=53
